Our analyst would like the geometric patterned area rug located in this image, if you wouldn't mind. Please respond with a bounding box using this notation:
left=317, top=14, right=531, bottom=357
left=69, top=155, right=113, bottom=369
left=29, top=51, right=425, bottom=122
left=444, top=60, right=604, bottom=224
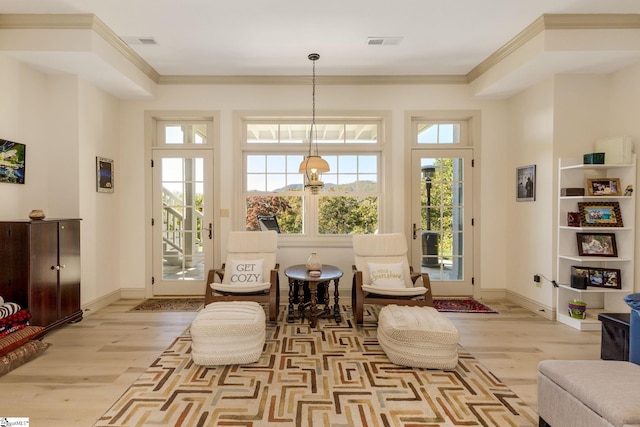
left=95, top=307, right=536, bottom=426
left=433, top=298, right=498, bottom=314
left=129, top=298, right=204, bottom=312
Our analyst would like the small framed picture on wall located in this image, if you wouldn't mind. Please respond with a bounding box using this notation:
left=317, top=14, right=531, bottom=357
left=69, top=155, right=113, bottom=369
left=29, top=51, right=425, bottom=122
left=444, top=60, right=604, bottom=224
left=0, top=139, right=26, bottom=184
left=516, top=165, right=536, bottom=202
left=96, top=156, right=114, bottom=193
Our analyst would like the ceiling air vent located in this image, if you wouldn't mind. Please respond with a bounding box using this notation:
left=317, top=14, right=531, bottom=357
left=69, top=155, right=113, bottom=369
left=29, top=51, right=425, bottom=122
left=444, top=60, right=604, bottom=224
left=367, top=37, right=403, bottom=46
left=123, top=36, right=158, bottom=46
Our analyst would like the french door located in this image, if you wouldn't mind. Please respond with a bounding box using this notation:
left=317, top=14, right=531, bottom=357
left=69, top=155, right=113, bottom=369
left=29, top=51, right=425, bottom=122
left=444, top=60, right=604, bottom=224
left=411, top=149, right=473, bottom=296
left=152, top=149, right=214, bottom=295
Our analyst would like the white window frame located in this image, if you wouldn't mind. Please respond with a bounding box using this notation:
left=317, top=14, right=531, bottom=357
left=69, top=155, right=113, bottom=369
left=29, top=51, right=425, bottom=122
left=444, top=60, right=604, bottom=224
left=155, top=120, right=213, bottom=148
left=237, top=112, right=390, bottom=246
left=413, top=120, right=469, bottom=147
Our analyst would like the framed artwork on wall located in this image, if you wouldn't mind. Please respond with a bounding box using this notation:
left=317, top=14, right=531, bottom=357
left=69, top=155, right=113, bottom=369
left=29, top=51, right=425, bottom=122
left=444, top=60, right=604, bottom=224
left=0, top=139, right=26, bottom=184
left=96, top=156, right=114, bottom=193
left=516, top=164, right=536, bottom=202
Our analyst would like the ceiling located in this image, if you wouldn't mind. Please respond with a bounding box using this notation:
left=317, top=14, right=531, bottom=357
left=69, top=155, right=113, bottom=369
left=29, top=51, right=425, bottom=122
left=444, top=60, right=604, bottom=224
left=1, top=0, right=640, bottom=97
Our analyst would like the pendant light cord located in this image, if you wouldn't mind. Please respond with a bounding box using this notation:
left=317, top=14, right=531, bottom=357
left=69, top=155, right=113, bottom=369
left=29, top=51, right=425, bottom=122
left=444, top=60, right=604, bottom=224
left=309, top=53, right=319, bottom=157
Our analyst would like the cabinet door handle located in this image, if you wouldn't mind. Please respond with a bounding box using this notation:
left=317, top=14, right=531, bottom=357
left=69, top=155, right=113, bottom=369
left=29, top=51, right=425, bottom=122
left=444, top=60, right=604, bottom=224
left=52, top=265, right=60, bottom=271
left=60, top=264, right=66, bottom=269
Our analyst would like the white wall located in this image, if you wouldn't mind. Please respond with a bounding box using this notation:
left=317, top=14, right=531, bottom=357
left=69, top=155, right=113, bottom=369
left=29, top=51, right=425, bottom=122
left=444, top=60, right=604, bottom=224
left=0, top=55, right=122, bottom=307
left=506, top=78, right=556, bottom=308
left=504, top=71, right=640, bottom=316
left=78, top=80, right=122, bottom=303
left=4, top=49, right=639, bottom=313
left=609, top=63, right=640, bottom=293
left=118, top=83, right=511, bottom=298
left=0, top=56, right=49, bottom=218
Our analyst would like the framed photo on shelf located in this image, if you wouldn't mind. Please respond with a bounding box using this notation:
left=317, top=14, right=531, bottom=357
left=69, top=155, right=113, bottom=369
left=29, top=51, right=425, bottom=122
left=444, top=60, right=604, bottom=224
left=576, top=232, right=617, bottom=257
left=571, top=266, right=622, bottom=289
left=516, top=164, right=535, bottom=202
left=577, top=202, right=623, bottom=227
left=96, top=156, right=114, bottom=193
left=587, top=178, right=622, bottom=196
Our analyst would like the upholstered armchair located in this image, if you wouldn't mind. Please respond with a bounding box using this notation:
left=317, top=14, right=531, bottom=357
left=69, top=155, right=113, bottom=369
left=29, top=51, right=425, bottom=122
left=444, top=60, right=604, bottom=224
left=205, top=230, right=280, bottom=321
left=351, top=232, right=433, bottom=324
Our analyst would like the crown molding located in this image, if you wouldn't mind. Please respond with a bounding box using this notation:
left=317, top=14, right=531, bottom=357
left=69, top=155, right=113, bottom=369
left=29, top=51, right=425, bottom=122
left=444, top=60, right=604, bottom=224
left=0, top=13, right=94, bottom=29
left=0, top=13, right=160, bottom=83
left=543, top=13, right=640, bottom=29
left=157, top=74, right=469, bottom=85
left=2, top=13, right=639, bottom=89
left=467, top=13, right=640, bottom=83
left=90, top=15, right=160, bottom=82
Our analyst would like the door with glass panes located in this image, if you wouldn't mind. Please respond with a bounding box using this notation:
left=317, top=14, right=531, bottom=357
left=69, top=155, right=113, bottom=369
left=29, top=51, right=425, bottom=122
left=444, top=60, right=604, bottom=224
left=411, top=150, right=473, bottom=296
left=152, top=121, right=214, bottom=295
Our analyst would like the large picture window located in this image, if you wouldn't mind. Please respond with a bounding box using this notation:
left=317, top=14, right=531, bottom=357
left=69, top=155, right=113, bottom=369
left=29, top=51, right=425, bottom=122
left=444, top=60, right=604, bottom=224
left=242, top=119, right=382, bottom=237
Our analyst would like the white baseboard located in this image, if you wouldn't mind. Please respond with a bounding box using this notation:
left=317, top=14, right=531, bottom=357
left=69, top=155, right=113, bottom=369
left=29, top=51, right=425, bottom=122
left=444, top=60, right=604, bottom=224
left=120, top=288, right=146, bottom=300
left=82, top=288, right=146, bottom=317
left=505, top=290, right=555, bottom=320
left=81, top=290, right=121, bottom=318
left=477, top=288, right=507, bottom=300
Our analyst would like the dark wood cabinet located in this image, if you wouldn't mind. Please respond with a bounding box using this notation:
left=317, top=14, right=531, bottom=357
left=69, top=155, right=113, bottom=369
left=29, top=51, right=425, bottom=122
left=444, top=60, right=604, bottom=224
left=0, top=219, right=82, bottom=333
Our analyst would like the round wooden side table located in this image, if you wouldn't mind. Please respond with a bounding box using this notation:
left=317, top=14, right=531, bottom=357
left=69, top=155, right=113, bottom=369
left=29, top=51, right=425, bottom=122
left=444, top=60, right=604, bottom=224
left=284, top=264, right=343, bottom=327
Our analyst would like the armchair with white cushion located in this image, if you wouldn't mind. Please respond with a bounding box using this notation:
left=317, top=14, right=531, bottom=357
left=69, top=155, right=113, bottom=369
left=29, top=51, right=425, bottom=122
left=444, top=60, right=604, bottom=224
left=205, top=230, right=279, bottom=321
left=351, top=232, right=433, bottom=324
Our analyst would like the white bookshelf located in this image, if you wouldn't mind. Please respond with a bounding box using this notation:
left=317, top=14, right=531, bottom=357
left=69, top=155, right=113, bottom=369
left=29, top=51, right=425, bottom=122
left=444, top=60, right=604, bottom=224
left=556, top=156, right=635, bottom=331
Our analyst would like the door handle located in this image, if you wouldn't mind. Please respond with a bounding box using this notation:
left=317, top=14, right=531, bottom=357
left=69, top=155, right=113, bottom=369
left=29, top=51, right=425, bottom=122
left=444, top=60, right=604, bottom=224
left=413, top=223, right=421, bottom=240
left=201, top=223, right=213, bottom=239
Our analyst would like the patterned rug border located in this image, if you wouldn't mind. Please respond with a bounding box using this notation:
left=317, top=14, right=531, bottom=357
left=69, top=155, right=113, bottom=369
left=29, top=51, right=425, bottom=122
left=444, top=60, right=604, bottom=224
left=129, top=298, right=204, bottom=312
left=130, top=297, right=497, bottom=313
left=96, top=307, right=536, bottom=427
left=433, top=298, right=498, bottom=313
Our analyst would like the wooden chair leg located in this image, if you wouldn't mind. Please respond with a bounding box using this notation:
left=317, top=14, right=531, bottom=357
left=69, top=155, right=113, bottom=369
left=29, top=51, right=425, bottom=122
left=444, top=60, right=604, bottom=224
left=356, top=300, right=364, bottom=324
left=352, top=272, right=365, bottom=325
left=422, top=273, right=434, bottom=306
left=204, top=269, right=216, bottom=306
left=268, top=303, right=277, bottom=322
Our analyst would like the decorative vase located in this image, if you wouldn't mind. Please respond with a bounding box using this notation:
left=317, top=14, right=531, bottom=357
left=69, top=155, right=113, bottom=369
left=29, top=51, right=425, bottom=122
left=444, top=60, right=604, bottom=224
left=28, top=209, right=45, bottom=220
left=306, top=252, right=322, bottom=271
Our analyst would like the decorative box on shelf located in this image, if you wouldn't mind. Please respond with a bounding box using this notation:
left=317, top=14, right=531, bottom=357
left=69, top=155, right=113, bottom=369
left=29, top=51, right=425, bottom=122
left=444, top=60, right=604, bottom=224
left=583, top=152, right=605, bottom=164
left=561, top=188, right=585, bottom=197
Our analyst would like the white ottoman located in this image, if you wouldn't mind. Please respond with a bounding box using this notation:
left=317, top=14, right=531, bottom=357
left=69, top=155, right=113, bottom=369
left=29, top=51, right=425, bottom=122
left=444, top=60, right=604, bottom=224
left=377, top=305, right=459, bottom=370
left=190, top=301, right=265, bottom=365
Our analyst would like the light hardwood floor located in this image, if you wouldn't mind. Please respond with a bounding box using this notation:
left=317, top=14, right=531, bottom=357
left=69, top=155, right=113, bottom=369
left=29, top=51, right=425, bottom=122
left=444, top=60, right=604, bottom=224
left=0, top=299, right=602, bottom=426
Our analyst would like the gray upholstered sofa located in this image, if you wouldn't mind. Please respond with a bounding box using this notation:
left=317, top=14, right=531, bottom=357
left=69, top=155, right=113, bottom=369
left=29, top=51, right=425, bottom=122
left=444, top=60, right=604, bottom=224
left=537, top=294, right=640, bottom=427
